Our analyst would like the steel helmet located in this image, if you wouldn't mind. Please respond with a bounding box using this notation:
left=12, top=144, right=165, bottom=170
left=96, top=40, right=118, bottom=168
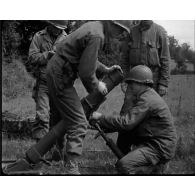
left=112, top=20, right=134, bottom=34
left=125, top=65, right=153, bottom=85
left=47, top=20, right=68, bottom=29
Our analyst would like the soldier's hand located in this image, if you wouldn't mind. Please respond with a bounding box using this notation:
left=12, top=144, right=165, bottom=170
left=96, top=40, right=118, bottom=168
left=107, top=65, right=123, bottom=74
left=121, top=81, right=128, bottom=93
left=158, top=85, right=168, bottom=96
left=89, top=112, right=103, bottom=127
left=97, top=81, right=108, bottom=95
left=91, top=112, right=103, bottom=121
left=47, top=51, right=55, bottom=60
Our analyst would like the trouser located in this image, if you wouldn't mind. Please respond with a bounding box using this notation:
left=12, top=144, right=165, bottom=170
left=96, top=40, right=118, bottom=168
left=32, top=82, right=50, bottom=140
left=46, top=54, right=88, bottom=156
left=116, top=144, right=169, bottom=175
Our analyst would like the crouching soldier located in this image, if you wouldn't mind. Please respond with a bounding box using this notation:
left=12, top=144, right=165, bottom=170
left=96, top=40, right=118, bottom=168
left=91, top=65, right=177, bottom=175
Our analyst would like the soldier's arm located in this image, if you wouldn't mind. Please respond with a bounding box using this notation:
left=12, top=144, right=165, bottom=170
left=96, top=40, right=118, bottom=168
left=158, top=27, right=171, bottom=87
left=98, top=96, right=149, bottom=132
left=96, top=60, right=108, bottom=73
left=28, top=33, right=52, bottom=66
left=78, top=36, right=103, bottom=93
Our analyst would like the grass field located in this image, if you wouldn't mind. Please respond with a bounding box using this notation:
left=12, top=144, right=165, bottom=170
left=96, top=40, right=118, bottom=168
left=2, top=57, right=195, bottom=175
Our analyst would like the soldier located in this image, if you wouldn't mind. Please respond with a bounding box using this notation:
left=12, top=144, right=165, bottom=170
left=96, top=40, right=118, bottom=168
left=26, top=20, right=68, bottom=142
left=91, top=65, right=177, bottom=175
left=119, top=20, right=171, bottom=154
left=120, top=20, right=171, bottom=102
left=4, top=21, right=130, bottom=175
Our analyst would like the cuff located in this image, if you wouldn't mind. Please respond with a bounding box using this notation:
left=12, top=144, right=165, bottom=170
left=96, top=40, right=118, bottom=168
left=158, top=80, right=168, bottom=87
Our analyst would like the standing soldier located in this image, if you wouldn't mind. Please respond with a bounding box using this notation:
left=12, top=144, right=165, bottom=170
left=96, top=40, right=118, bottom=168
left=26, top=21, right=68, bottom=142
left=119, top=20, right=171, bottom=154
left=91, top=65, right=177, bottom=175
left=121, top=20, right=170, bottom=95
left=4, top=21, right=129, bottom=175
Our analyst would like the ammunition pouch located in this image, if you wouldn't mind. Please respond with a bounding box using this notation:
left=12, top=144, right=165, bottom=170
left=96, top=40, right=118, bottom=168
left=57, top=54, right=78, bottom=85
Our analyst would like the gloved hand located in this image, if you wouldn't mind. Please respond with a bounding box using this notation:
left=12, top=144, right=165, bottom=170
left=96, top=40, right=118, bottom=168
left=158, top=85, right=168, bottom=96
left=97, top=81, right=108, bottom=95
left=91, top=112, right=103, bottom=121
left=106, top=65, right=123, bottom=74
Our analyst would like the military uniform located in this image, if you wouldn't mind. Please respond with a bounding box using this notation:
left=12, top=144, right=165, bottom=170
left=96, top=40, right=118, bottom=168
left=46, top=21, right=109, bottom=156
left=28, top=28, right=67, bottom=140
left=119, top=21, right=171, bottom=153
left=98, top=87, right=177, bottom=174
left=121, top=21, right=170, bottom=88
left=120, top=21, right=170, bottom=108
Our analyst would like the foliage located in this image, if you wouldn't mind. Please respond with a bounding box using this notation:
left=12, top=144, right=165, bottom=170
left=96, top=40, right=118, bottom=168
left=168, top=35, right=195, bottom=73
left=2, top=20, right=50, bottom=56
left=2, top=57, right=34, bottom=100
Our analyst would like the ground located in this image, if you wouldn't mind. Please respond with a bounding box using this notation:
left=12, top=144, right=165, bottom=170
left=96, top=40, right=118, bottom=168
left=2, top=72, right=195, bottom=175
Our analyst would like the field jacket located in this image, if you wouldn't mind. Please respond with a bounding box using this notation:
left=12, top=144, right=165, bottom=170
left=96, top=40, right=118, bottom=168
left=99, top=88, right=177, bottom=160
left=28, top=27, right=67, bottom=82
left=55, top=21, right=108, bottom=93
left=120, top=21, right=170, bottom=87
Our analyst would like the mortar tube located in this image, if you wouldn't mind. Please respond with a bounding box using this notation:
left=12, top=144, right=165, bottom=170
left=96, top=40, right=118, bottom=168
left=26, top=70, right=123, bottom=164
left=26, top=120, right=66, bottom=164
left=81, top=69, right=124, bottom=119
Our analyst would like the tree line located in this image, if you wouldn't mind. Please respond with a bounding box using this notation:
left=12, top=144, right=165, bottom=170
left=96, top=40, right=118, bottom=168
left=168, top=36, right=195, bottom=73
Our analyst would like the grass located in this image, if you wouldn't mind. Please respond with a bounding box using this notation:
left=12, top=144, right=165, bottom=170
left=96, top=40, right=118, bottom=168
left=2, top=56, right=35, bottom=101
left=2, top=57, right=195, bottom=175
left=2, top=120, right=194, bottom=174
left=2, top=132, right=118, bottom=175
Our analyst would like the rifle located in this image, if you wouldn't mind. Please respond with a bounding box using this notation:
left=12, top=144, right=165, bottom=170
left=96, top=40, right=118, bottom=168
left=93, top=123, right=124, bottom=160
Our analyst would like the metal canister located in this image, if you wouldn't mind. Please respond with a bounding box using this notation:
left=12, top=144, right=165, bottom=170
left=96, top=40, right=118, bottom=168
left=81, top=69, right=124, bottom=119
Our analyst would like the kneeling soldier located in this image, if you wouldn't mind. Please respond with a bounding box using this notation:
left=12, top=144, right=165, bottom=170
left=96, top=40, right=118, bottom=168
left=91, top=65, right=177, bottom=175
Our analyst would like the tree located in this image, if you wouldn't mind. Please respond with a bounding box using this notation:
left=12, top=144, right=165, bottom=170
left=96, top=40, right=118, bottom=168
left=2, top=20, right=49, bottom=57
left=168, top=35, right=195, bottom=73
left=168, top=35, right=179, bottom=59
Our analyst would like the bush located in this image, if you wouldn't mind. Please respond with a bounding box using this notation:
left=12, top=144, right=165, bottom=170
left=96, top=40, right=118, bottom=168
left=2, top=56, right=35, bottom=100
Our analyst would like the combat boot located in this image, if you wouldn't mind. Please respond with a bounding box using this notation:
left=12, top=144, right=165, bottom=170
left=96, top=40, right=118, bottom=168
left=63, top=154, right=80, bottom=175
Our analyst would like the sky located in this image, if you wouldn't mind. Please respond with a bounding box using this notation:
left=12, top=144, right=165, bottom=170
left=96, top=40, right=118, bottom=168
left=155, top=20, right=195, bottom=50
